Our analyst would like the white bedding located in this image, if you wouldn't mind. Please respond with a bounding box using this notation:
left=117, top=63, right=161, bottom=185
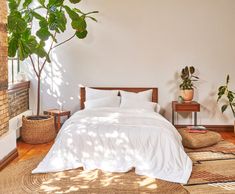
left=32, top=107, right=192, bottom=184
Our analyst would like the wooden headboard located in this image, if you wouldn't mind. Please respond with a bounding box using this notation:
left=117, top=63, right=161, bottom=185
left=80, top=87, right=158, bottom=109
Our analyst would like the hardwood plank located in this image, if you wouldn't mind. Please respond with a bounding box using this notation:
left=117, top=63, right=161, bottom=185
left=0, top=148, right=18, bottom=170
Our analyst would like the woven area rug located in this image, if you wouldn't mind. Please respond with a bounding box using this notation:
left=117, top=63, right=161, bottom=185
left=187, top=151, right=235, bottom=163
left=183, top=140, right=235, bottom=193
left=0, top=156, right=188, bottom=194
left=185, top=140, right=235, bottom=155
left=186, top=159, right=235, bottom=185
left=184, top=182, right=235, bottom=194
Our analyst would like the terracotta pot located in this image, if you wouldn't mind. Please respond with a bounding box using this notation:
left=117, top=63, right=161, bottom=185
left=180, top=89, right=194, bottom=102
left=21, top=115, right=56, bottom=144
left=234, top=120, right=235, bottom=134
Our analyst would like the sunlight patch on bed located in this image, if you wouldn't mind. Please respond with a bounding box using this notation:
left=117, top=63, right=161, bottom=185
left=79, top=112, right=120, bottom=125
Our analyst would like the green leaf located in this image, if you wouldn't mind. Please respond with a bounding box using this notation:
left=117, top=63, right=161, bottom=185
left=69, top=0, right=81, bottom=4
left=189, top=66, right=195, bottom=74
left=84, top=11, right=99, bottom=15
left=63, top=6, right=79, bottom=20
left=18, top=39, right=29, bottom=60
left=71, top=17, right=86, bottom=31
left=8, top=0, right=18, bottom=11
left=87, top=16, right=97, bottom=22
left=74, top=8, right=83, bottom=14
left=23, top=0, right=32, bottom=8
left=38, top=0, right=45, bottom=7
left=48, top=0, right=64, bottom=7
left=34, top=43, right=47, bottom=58
left=218, top=86, right=226, bottom=95
left=75, top=30, right=87, bottom=39
left=32, top=11, right=45, bottom=21
left=23, top=10, right=33, bottom=23
left=221, top=105, right=228, bottom=113
left=8, top=12, right=27, bottom=33
left=226, top=75, right=230, bottom=85
left=36, top=28, right=51, bottom=41
left=18, top=33, right=38, bottom=59
left=39, top=20, right=48, bottom=28
left=227, top=91, right=234, bottom=102
left=48, top=10, right=67, bottom=32
left=192, top=75, right=199, bottom=79
left=8, top=35, right=19, bottom=57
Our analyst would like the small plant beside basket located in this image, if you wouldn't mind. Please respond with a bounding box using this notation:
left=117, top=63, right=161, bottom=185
left=217, top=75, right=235, bottom=132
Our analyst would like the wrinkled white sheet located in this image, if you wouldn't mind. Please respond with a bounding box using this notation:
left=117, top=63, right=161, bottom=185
left=32, top=108, right=192, bottom=183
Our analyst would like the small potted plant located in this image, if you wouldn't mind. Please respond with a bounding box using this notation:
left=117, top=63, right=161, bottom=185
left=217, top=75, right=235, bottom=132
left=179, top=66, right=199, bottom=102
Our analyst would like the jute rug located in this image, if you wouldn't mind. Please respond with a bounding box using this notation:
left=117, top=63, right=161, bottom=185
left=184, top=182, right=235, bottom=194
left=1, top=140, right=235, bottom=194
left=0, top=155, right=188, bottom=194
left=185, top=140, right=235, bottom=155
left=183, top=140, right=235, bottom=194
left=187, top=151, right=235, bottom=163
left=186, top=159, right=235, bottom=185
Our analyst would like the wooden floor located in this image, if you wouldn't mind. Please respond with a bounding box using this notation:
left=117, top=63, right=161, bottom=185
left=11, top=131, right=235, bottom=164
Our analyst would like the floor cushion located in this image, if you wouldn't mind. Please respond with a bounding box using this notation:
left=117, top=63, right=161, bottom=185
left=178, top=128, right=222, bottom=149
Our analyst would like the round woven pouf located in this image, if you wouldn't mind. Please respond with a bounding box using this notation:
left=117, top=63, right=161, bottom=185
left=21, top=115, right=56, bottom=144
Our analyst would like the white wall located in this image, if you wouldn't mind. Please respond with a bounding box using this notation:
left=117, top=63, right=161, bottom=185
left=24, top=0, right=235, bottom=125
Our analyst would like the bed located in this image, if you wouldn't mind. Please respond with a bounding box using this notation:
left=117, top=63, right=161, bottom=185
left=32, top=87, right=192, bottom=184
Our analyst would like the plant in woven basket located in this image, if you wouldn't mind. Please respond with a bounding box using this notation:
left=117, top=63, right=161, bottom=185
left=179, top=66, right=199, bottom=102
left=217, top=75, right=235, bottom=118
left=8, top=0, right=98, bottom=119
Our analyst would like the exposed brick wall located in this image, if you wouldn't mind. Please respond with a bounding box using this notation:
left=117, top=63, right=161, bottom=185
left=0, top=0, right=9, bottom=137
left=8, top=88, right=29, bottom=119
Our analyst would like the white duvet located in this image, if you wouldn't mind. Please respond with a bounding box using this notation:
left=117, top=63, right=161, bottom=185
left=32, top=107, right=192, bottom=184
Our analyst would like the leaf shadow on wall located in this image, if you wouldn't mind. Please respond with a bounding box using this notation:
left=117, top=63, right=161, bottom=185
left=24, top=51, right=77, bottom=115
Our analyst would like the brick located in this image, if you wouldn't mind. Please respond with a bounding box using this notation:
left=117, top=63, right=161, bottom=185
left=8, top=88, right=29, bottom=119
left=0, top=0, right=9, bottom=136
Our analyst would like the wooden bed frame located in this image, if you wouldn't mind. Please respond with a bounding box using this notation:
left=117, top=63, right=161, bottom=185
left=80, top=87, right=158, bottom=109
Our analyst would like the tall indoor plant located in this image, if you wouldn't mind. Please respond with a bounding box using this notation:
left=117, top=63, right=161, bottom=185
left=179, top=66, right=199, bottom=102
left=217, top=75, right=235, bottom=132
left=8, top=0, right=97, bottom=143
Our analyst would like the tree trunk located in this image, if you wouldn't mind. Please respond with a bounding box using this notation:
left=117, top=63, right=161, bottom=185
left=37, top=75, right=41, bottom=117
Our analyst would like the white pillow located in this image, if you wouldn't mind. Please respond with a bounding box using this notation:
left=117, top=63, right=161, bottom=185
left=85, top=96, right=121, bottom=109
left=120, top=98, right=161, bottom=112
left=120, top=89, right=153, bottom=102
left=85, top=87, right=119, bottom=100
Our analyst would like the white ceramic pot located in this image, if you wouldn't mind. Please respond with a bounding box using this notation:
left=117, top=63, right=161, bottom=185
left=180, top=89, right=194, bottom=102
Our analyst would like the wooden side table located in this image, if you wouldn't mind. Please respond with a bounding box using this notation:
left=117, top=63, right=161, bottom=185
left=172, top=101, right=200, bottom=126
left=43, top=109, right=71, bottom=131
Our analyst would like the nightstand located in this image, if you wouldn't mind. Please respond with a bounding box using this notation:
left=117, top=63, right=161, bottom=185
left=172, top=101, right=200, bottom=126
left=44, top=109, right=71, bottom=131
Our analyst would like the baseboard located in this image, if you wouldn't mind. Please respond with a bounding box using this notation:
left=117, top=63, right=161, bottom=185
left=175, top=125, right=234, bottom=132
left=0, top=148, right=18, bottom=171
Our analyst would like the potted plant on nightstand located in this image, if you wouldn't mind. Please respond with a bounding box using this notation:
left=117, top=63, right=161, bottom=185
left=8, top=0, right=97, bottom=144
left=179, top=66, right=199, bottom=102
left=217, top=75, right=235, bottom=133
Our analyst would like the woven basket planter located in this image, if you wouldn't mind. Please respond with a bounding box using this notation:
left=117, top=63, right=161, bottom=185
left=21, top=115, right=56, bottom=144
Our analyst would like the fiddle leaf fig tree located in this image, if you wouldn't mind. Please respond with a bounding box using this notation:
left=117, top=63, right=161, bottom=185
left=8, top=0, right=98, bottom=118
